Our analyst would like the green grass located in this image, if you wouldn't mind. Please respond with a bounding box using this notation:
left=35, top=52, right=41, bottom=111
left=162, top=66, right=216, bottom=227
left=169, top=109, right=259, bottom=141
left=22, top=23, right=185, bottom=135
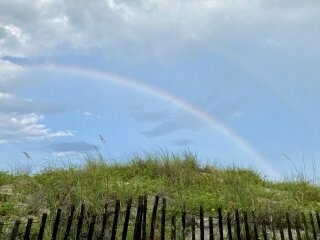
left=1, top=151, right=320, bottom=226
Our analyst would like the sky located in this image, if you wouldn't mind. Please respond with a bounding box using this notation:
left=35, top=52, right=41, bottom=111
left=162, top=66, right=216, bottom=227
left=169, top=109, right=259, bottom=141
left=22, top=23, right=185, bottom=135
left=1, top=0, right=320, bottom=180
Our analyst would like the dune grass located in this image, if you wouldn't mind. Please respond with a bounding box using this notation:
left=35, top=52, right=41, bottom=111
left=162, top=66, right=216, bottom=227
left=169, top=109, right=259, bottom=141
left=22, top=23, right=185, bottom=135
left=1, top=152, right=320, bottom=226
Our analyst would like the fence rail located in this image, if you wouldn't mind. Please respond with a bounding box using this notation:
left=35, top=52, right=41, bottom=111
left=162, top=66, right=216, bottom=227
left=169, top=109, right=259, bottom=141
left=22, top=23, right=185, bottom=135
left=1, top=195, right=320, bottom=239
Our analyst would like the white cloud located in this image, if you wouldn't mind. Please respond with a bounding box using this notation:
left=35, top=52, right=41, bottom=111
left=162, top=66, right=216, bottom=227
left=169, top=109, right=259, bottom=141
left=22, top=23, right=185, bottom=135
left=0, top=0, right=319, bottom=60
left=51, top=151, right=82, bottom=158
left=0, top=92, right=14, bottom=100
left=0, top=59, right=31, bottom=91
left=0, top=113, right=73, bottom=144
left=0, top=91, right=64, bottom=114
left=83, top=111, right=101, bottom=119
left=0, top=60, right=70, bottom=144
left=83, top=111, right=93, bottom=116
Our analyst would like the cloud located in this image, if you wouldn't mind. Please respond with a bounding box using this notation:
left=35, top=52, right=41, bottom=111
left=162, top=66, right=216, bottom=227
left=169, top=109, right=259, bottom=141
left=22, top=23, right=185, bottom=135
left=143, top=112, right=206, bottom=137
left=0, top=60, right=70, bottom=144
left=83, top=111, right=101, bottom=118
left=128, top=103, right=207, bottom=137
left=171, top=139, right=193, bottom=146
left=0, top=113, right=73, bottom=144
left=129, top=109, right=172, bottom=123
left=0, top=0, right=319, bottom=60
left=0, top=91, right=64, bottom=114
left=47, top=141, right=97, bottom=153
left=0, top=59, right=32, bottom=91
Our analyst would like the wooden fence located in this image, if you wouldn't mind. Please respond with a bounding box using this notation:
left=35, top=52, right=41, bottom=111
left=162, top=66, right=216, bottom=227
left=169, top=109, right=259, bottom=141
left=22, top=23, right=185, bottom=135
left=1, top=195, right=320, bottom=239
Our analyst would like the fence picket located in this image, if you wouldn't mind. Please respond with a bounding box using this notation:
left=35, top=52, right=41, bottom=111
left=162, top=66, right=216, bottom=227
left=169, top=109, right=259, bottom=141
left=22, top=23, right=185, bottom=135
left=295, top=215, right=302, bottom=240
left=279, top=223, right=285, bottom=240
left=209, top=216, right=214, bottom=240
left=38, top=213, right=48, bottom=240
left=133, top=197, right=143, bottom=240
left=200, top=206, right=204, bottom=240
left=316, top=212, right=320, bottom=231
left=160, top=198, right=166, bottom=240
left=235, top=209, right=241, bottom=240
left=122, top=198, right=132, bottom=240
left=87, top=215, right=96, bottom=240
left=10, top=220, right=20, bottom=240
left=23, top=218, right=33, bottom=240
left=111, top=199, right=121, bottom=240
left=182, top=204, right=186, bottom=240
left=262, top=223, right=268, bottom=240
left=76, top=204, right=85, bottom=240
left=0, top=222, right=4, bottom=237
left=51, top=208, right=61, bottom=240
left=309, top=212, right=317, bottom=240
left=252, top=211, right=259, bottom=240
left=301, top=212, right=310, bottom=240
left=191, top=216, right=195, bottom=240
left=270, top=216, right=276, bottom=240
left=150, top=196, right=159, bottom=240
left=227, top=212, right=233, bottom=240
left=171, top=216, right=176, bottom=240
left=63, top=205, right=75, bottom=240
left=217, top=208, right=223, bottom=240
left=0, top=222, right=3, bottom=238
left=99, top=203, right=109, bottom=240
left=142, top=195, right=148, bottom=240
left=286, top=212, right=293, bottom=240
left=243, top=212, right=250, bottom=240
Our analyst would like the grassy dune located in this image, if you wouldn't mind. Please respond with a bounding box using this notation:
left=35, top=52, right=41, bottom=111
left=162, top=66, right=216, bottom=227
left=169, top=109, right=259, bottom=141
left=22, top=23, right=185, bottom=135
left=1, top=152, right=320, bottom=225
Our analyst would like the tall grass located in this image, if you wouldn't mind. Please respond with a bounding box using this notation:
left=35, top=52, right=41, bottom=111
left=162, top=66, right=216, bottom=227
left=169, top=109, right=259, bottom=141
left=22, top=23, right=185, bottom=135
left=1, top=151, right=320, bottom=225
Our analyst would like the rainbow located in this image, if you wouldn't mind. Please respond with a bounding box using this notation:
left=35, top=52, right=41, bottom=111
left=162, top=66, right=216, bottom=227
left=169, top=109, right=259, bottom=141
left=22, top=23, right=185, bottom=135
left=2, top=62, right=280, bottom=177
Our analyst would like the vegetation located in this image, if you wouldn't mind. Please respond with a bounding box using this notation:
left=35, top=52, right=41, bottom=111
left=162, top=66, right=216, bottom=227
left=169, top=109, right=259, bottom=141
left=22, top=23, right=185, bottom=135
left=1, top=151, right=320, bottom=226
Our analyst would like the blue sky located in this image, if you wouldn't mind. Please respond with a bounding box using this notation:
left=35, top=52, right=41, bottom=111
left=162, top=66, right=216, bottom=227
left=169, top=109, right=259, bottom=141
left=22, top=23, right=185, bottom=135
left=0, top=0, right=320, bottom=179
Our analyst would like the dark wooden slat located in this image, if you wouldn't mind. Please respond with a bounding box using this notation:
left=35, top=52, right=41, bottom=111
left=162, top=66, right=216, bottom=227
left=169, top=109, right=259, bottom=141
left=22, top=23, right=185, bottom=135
left=134, top=197, right=143, bottom=240
left=309, top=212, right=317, bottom=240
left=99, top=203, right=109, bottom=240
left=0, top=222, right=3, bottom=238
left=270, top=217, right=276, bottom=240
left=161, top=198, right=166, bottom=240
left=122, top=198, right=132, bottom=240
left=63, top=205, right=75, bottom=240
left=279, top=224, right=285, bottom=240
left=316, top=212, right=320, bottom=231
left=150, top=196, right=159, bottom=240
left=227, top=213, right=233, bottom=240
left=87, top=215, right=96, bottom=240
left=23, top=218, right=33, bottom=240
left=76, top=204, right=85, bottom=240
left=171, top=216, right=176, bottom=240
left=252, top=211, right=259, bottom=240
left=295, top=215, right=302, bottom=240
left=217, top=208, right=223, bottom=240
left=38, top=213, right=48, bottom=240
left=111, top=199, right=121, bottom=240
left=243, top=212, right=250, bottom=240
left=286, top=212, right=293, bottom=240
left=301, top=212, right=310, bottom=240
left=209, top=216, right=214, bottom=240
left=235, top=209, right=241, bottom=240
left=10, top=220, right=21, bottom=240
left=142, top=195, right=148, bottom=240
left=191, top=216, right=196, bottom=240
left=51, top=208, right=62, bottom=240
left=200, top=206, right=204, bottom=240
left=182, top=204, right=186, bottom=240
left=262, top=224, right=268, bottom=240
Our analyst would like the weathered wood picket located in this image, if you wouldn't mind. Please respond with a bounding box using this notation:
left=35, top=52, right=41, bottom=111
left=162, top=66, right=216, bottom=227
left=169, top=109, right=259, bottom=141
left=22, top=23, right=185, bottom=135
left=1, top=195, right=320, bottom=239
